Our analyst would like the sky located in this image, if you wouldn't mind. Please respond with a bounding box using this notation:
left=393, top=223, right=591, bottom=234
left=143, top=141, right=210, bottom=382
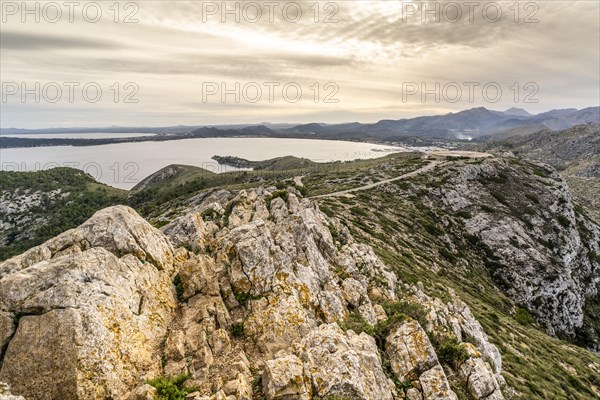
left=0, top=0, right=599, bottom=128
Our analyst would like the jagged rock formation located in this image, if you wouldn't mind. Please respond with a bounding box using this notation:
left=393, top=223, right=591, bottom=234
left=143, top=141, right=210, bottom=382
left=0, top=188, right=505, bottom=399
left=0, top=206, right=177, bottom=399
left=436, top=158, right=600, bottom=348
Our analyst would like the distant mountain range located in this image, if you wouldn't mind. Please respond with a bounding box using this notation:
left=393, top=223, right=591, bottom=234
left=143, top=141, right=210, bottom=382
left=1, top=107, right=598, bottom=147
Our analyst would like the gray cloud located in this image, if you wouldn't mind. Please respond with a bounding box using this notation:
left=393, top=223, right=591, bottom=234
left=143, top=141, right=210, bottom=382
left=0, top=31, right=115, bottom=50
left=0, top=1, right=598, bottom=128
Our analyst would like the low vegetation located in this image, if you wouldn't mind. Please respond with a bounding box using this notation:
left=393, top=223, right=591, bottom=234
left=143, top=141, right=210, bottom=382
left=315, top=156, right=600, bottom=399
left=147, top=374, right=198, bottom=400
left=0, top=168, right=127, bottom=260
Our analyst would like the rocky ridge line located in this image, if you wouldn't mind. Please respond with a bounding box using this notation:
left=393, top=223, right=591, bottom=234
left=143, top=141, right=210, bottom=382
left=0, top=187, right=505, bottom=400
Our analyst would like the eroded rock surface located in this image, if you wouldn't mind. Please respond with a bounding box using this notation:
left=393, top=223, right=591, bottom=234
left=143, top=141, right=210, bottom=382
left=439, top=158, right=600, bottom=346
left=0, top=190, right=506, bottom=400
left=0, top=206, right=177, bottom=399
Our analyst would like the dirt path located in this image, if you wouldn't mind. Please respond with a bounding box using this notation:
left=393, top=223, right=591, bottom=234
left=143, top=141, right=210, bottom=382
left=426, top=150, right=493, bottom=158
left=311, top=160, right=443, bottom=199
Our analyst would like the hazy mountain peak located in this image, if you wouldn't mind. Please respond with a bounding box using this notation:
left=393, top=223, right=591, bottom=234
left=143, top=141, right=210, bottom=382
left=504, top=107, right=532, bottom=117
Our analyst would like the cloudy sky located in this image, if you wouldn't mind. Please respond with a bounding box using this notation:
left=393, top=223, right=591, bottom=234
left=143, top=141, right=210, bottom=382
left=1, top=0, right=598, bottom=128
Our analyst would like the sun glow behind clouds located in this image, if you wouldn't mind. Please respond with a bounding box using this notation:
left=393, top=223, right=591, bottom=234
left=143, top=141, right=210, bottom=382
left=0, top=1, right=598, bottom=128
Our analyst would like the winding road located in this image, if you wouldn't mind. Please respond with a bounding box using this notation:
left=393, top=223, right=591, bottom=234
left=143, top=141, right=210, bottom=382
left=310, top=159, right=443, bottom=199
left=310, top=150, right=492, bottom=199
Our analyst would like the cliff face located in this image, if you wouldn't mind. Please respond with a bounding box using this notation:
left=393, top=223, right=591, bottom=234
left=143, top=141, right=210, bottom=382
left=0, top=189, right=504, bottom=400
left=435, top=158, right=600, bottom=348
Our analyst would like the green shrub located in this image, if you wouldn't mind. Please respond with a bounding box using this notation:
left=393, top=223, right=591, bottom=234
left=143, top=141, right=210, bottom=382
left=515, top=307, right=536, bottom=326
left=455, top=210, right=472, bottom=219
left=423, top=222, right=443, bottom=236
left=251, top=375, right=265, bottom=398
left=147, top=374, right=198, bottom=400
left=319, top=204, right=335, bottom=217
left=295, top=184, right=308, bottom=197
left=372, top=301, right=428, bottom=341
left=350, top=206, right=368, bottom=217
left=173, top=274, right=185, bottom=302
left=223, top=200, right=240, bottom=227
left=231, top=322, right=245, bottom=337
left=436, top=337, right=469, bottom=367
left=152, top=219, right=171, bottom=228
left=491, top=192, right=509, bottom=206
left=589, top=251, right=600, bottom=264
left=439, top=247, right=458, bottom=263
left=328, top=224, right=340, bottom=241
left=339, top=310, right=375, bottom=336
left=481, top=204, right=496, bottom=213
left=200, top=207, right=218, bottom=220
left=234, top=290, right=263, bottom=306
left=269, top=190, right=289, bottom=202
left=525, top=193, right=540, bottom=205
left=531, top=166, right=550, bottom=177
left=557, top=215, right=571, bottom=227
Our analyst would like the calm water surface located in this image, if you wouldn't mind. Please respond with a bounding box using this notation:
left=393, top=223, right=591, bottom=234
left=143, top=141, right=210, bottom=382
left=1, top=132, right=156, bottom=139
left=1, top=137, right=405, bottom=189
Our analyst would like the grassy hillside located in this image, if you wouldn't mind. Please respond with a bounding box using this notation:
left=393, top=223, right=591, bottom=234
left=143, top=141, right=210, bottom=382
left=141, top=152, right=600, bottom=399
left=476, top=123, right=600, bottom=222
left=306, top=157, right=600, bottom=399
left=129, top=152, right=425, bottom=219
left=0, top=168, right=127, bottom=260
left=2, top=152, right=599, bottom=398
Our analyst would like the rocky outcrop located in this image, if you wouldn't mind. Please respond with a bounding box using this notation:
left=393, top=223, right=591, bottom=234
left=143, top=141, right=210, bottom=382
left=386, top=320, right=458, bottom=400
left=409, top=284, right=503, bottom=380
left=265, top=324, right=393, bottom=400
left=0, top=189, right=506, bottom=399
left=459, top=348, right=504, bottom=400
left=263, top=354, right=310, bottom=400
left=386, top=320, right=439, bottom=381
left=439, top=158, right=600, bottom=346
left=0, top=382, right=25, bottom=400
left=0, top=206, right=177, bottom=399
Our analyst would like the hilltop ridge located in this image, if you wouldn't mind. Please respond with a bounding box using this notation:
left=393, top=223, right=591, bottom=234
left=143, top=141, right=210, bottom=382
left=1, top=150, right=599, bottom=399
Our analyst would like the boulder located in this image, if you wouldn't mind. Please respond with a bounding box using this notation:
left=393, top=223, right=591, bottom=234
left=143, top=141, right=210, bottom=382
left=419, top=365, right=458, bottom=400
left=263, top=354, right=311, bottom=400
left=0, top=207, right=177, bottom=399
left=296, top=324, right=394, bottom=400
left=459, top=357, right=504, bottom=399
left=386, top=320, right=439, bottom=381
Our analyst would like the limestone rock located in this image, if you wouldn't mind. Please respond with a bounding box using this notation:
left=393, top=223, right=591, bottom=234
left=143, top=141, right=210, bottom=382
left=409, top=285, right=503, bottom=380
left=419, top=365, right=458, bottom=400
left=0, top=382, right=25, bottom=400
left=406, top=387, right=423, bottom=400
left=459, top=357, right=504, bottom=399
left=386, top=320, right=439, bottom=381
left=0, top=206, right=177, bottom=400
left=443, top=158, right=600, bottom=343
left=296, top=324, right=394, bottom=400
left=128, top=383, right=158, bottom=400
left=0, top=313, right=14, bottom=363
left=0, top=188, right=509, bottom=400
left=263, top=354, right=311, bottom=400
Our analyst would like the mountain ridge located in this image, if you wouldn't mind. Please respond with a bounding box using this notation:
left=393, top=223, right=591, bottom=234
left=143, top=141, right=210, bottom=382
left=1, top=148, right=600, bottom=399
left=2, top=107, right=598, bottom=147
